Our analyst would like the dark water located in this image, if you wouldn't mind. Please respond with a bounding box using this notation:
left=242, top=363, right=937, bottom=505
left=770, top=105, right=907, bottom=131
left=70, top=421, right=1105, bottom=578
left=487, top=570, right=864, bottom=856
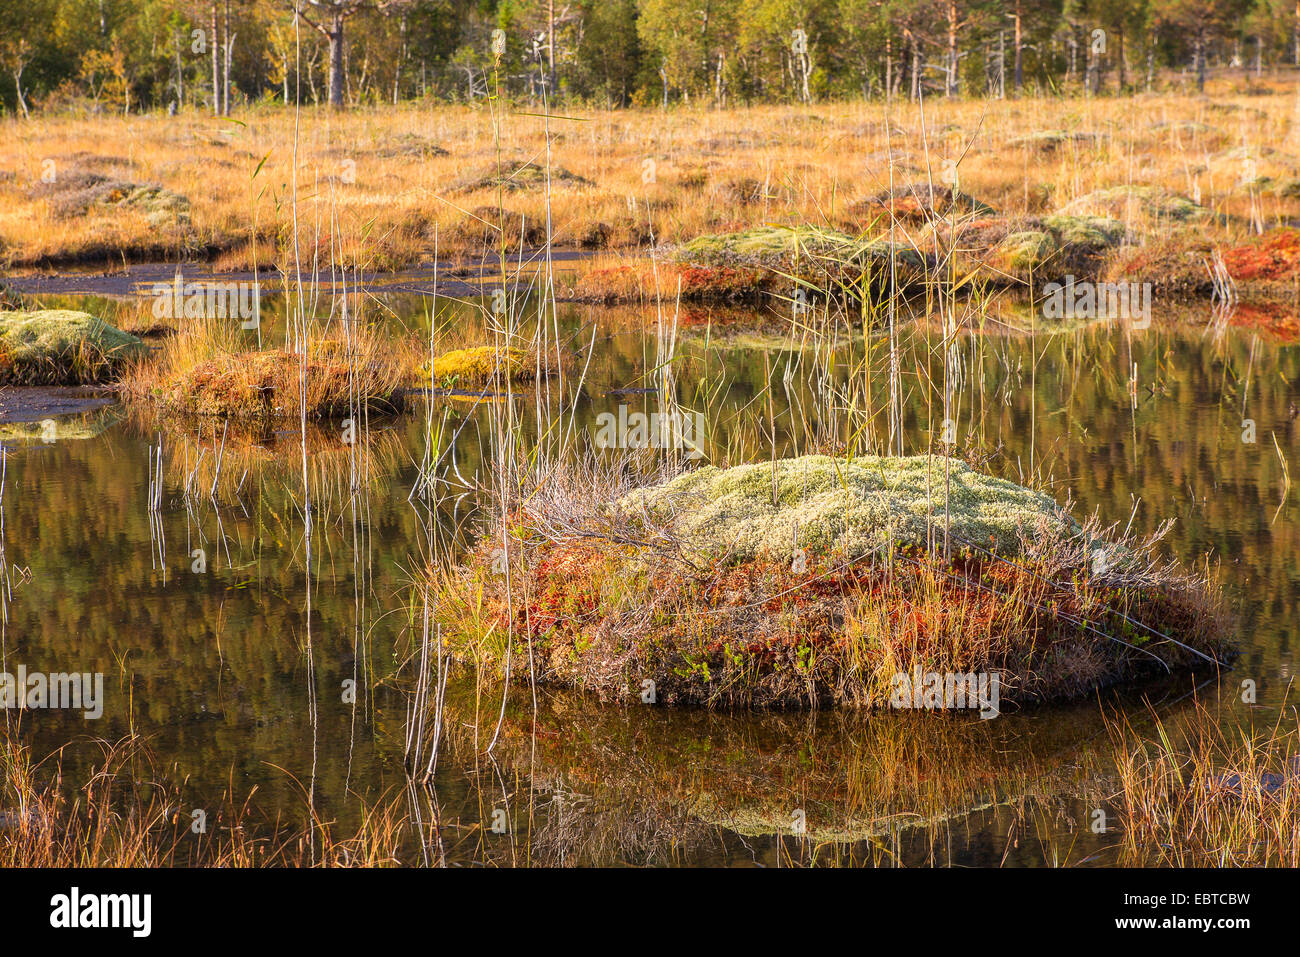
left=2, top=293, right=1297, bottom=866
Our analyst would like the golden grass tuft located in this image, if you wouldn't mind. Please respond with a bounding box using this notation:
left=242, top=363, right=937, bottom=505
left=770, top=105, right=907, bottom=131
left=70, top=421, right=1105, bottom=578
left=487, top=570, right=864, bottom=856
left=123, top=315, right=418, bottom=420
left=1110, top=702, right=1300, bottom=866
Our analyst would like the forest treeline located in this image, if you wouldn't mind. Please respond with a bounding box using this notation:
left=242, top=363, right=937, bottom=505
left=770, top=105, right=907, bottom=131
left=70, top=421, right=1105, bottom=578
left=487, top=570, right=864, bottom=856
left=1, top=0, right=1297, bottom=116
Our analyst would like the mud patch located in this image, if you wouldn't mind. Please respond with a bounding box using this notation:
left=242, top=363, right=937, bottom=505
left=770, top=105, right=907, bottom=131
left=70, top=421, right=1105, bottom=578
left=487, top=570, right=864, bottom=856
left=0, top=385, right=118, bottom=424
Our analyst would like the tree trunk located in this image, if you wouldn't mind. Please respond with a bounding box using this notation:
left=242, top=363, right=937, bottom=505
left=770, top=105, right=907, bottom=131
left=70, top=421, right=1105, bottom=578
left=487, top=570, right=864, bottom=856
left=393, top=13, right=407, bottom=105
left=210, top=3, right=220, bottom=115
left=547, top=0, right=556, bottom=94
left=997, top=31, right=1005, bottom=98
left=946, top=3, right=959, bottom=97
left=1117, top=26, right=1125, bottom=91
left=1013, top=6, right=1023, bottom=91
left=1195, top=37, right=1206, bottom=93
left=884, top=32, right=892, bottom=102
left=328, top=17, right=345, bottom=108
left=175, top=36, right=184, bottom=108
left=13, top=64, right=29, bottom=119
left=222, top=0, right=230, bottom=115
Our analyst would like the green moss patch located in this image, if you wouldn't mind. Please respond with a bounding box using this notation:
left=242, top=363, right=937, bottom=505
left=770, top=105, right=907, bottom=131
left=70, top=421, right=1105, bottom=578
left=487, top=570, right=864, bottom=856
left=0, top=310, right=147, bottom=385
left=428, top=346, right=553, bottom=388
left=1040, top=214, right=1126, bottom=249
left=619, top=454, right=1071, bottom=563
left=986, top=229, right=1057, bottom=276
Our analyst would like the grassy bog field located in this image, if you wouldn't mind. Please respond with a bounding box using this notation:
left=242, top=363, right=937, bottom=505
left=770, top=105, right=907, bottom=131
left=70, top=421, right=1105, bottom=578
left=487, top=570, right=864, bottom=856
left=4, top=79, right=1300, bottom=302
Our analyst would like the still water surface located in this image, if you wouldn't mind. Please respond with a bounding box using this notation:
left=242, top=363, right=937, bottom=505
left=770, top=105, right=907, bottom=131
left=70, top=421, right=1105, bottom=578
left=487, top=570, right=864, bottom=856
left=2, top=294, right=1296, bottom=865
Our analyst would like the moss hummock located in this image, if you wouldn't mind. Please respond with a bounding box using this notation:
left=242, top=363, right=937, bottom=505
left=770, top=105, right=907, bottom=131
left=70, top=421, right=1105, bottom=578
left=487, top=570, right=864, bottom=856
left=669, top=225, right=925, bottom=302
left=1007, top=130, right=1106, bottom=151
left=0, top=310, right=147, bottom=385
left=429, top=346, right=537, bottom=388
left=576, top=227, right=924, bottom=305
left=1056, top=186, right=1207, bottom=224
left=34, top=171, right=191, bottom=227
left=674, top=225, right=924, bottom=273
left=987, top=229, right=1057, bottom=274
left=454, top=161, right=593, bottom=194
left=619, top=455, right=1071, bottom=561
left=852, top=184, right=996, bottom=224
left=433, top=455, right=1230, bottom=710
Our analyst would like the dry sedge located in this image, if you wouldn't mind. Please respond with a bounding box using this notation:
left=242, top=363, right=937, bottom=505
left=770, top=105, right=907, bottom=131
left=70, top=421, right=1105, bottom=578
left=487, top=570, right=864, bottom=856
left=123, top=313, right=419, bottom=421
left=1108, top=702, right=1300, bottom=867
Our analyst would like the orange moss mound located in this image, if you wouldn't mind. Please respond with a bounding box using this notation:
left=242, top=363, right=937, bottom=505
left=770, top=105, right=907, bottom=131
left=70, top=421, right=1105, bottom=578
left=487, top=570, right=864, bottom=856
left=573, top=262, right=772, bottom=304
left=1220, top=228, right=1300, bottom=283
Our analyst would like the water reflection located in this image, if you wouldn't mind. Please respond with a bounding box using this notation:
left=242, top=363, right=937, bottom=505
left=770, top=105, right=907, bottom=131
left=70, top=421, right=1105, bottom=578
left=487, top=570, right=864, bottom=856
left=1, top=294, right=1296, bottom=865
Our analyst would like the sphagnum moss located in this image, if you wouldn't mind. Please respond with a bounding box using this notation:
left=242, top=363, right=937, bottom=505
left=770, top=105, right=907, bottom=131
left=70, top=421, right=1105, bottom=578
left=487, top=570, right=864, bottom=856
left=618, top=454, right=1073, bottom=562
left=428, top=345, right=537, bottom=388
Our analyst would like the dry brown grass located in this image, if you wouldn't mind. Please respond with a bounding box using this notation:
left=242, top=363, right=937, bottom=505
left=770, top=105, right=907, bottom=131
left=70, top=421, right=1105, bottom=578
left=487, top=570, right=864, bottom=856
left=122, top=312, right=420, bottom=421
left=5, top=77, right=1300, bottom=272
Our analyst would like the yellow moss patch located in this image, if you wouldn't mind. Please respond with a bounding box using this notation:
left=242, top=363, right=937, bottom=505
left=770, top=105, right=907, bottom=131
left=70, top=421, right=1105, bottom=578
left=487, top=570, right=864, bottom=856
left=429, top=346, right=539, bottom=387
